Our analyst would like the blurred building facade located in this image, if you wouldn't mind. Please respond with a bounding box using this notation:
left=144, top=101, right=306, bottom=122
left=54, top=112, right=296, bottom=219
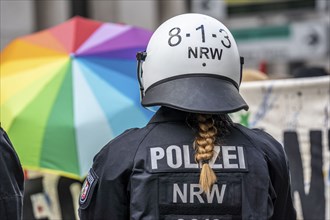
left=1, top=0, right=329, bottom=78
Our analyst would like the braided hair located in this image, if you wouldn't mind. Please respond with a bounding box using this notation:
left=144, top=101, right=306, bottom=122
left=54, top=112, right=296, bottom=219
left=188, top=114, right=232, bottom=193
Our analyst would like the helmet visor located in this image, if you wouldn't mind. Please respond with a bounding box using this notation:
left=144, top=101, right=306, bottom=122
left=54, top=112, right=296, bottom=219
left=141, top=75, right=248, bottom=114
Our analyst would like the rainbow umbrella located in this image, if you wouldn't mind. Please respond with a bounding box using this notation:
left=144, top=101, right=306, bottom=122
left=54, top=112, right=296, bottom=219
left=0, top=16, right=153, bottom=179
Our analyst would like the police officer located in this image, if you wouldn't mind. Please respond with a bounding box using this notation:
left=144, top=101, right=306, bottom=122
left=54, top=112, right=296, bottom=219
left=79, top=13, right=296, bottom=220
left=0, top=127, right=24, bottom=220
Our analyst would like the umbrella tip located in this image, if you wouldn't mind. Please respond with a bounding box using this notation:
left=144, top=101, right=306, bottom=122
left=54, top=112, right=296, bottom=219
left=70, top=53, right=75, bottom=58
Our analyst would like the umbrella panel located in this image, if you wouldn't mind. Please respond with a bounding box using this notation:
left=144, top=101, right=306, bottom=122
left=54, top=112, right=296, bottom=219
left=8, top=61, right=72, bottom=171
left=40, top=62, right=79, bottom=176
left=1, top=58, right=70, bottom=129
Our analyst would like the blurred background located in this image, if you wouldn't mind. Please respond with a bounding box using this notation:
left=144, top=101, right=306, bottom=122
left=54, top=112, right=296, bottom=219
left=1, top=1, right=329, bottom=220
left=1, top=0, right=329, bottom=78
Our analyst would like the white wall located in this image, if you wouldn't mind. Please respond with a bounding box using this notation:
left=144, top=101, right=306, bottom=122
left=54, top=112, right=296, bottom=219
left=89, top=0, right=159, bottom=31
left=34, top=0, right=70, bottom=30
left=0, top=0, right=35, bottom=50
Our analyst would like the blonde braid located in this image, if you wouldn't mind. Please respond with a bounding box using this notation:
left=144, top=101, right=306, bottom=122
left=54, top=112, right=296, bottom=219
left=194, top=114, right=217, bottom=193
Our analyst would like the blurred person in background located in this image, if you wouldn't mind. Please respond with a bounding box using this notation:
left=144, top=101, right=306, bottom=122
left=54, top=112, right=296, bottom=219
left=242, top=69, right=269, bottom=82
left=78, top=13, right=296, bottom=220
left=0, top=126, right=24, bottom=220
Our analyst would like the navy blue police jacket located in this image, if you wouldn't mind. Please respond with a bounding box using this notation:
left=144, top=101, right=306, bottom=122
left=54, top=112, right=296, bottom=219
left=78, top=107, right=296, bottom=220
left=0, top=127, right=24, bottom=220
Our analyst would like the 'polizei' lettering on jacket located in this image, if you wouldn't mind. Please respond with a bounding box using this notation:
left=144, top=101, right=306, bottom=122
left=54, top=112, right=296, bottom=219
left=148, top=145, right=248, bottom=172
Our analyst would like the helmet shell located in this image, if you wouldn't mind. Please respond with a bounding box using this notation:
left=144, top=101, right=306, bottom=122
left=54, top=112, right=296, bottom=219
left=140, top=13, right=248, bottom=114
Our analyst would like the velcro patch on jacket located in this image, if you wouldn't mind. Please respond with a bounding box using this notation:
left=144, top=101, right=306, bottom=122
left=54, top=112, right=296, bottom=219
left=79, top=168, right=98, bottom=209
left=163, top=215, right=241, bottom=220
left=158, top=174, right=242, bottom=217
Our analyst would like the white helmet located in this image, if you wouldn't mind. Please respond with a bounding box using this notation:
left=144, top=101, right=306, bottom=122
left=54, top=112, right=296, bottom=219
left=137, top=13, right=248, bottom=114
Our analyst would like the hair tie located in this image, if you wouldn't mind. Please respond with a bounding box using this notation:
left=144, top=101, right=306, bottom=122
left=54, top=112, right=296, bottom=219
left=201, top=160, right=209, bottom=165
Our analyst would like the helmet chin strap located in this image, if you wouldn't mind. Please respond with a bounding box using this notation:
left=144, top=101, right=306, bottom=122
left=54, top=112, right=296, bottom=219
left=239, top=56, right=244, bottom=86
left=136, top=51, right=147, bottom=99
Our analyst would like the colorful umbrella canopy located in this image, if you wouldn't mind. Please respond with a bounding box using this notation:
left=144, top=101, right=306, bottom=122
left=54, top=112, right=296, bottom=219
left=0, top=16, right=154, bottom=179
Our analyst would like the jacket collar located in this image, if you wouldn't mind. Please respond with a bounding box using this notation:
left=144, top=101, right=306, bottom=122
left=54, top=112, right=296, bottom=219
left=148, top=107, right=189, bottom=124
